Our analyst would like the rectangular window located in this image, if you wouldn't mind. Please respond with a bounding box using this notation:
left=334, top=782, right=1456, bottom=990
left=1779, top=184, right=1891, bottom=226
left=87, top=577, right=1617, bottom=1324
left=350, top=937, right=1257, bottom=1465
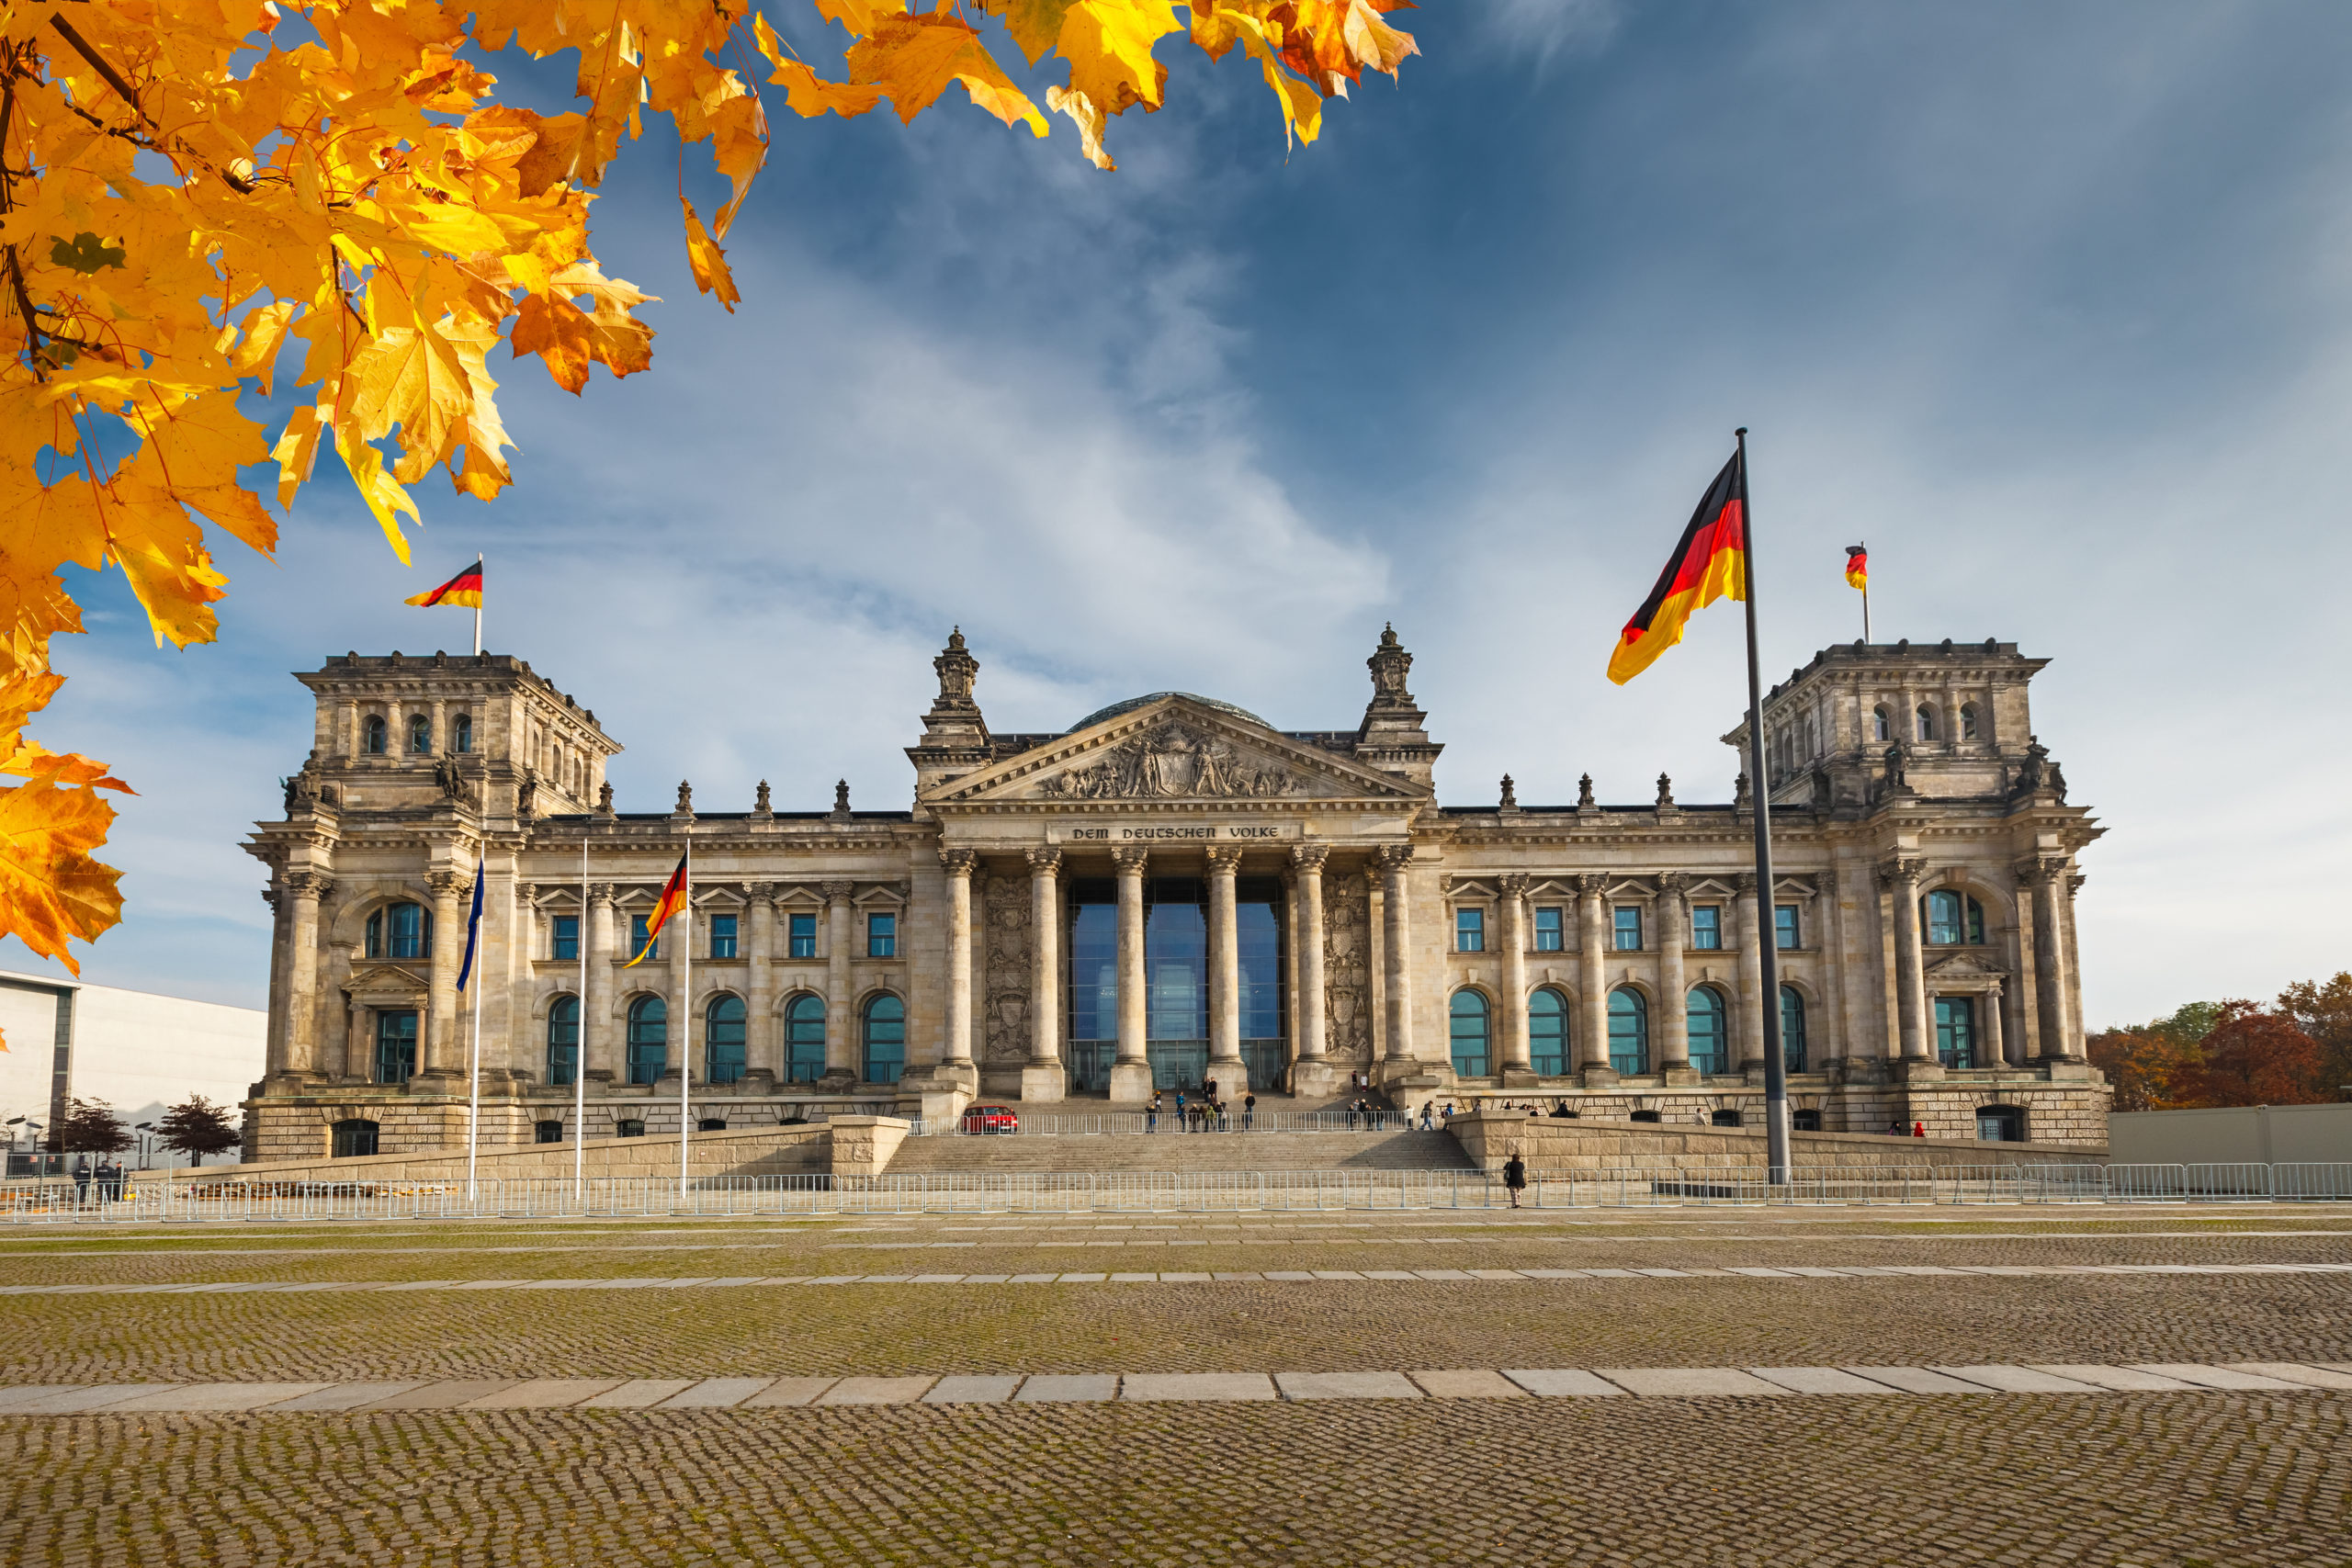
left=709, top=913, right=738, bottom=959
left=787, top=913, right=817, bottom=959
left=552, top=915, right=578, bottom=963
left=1455, top=907, right=1485, bottom=953
left=389, top=903, right=427, bottom=960
left=630, top=914, right=658, bottom=963
left=867, top=911, right=897, bottom=958
left=1612, top=907, right=1643, bottom=951
left=373, top=1010, right=418, bottom=1085
left=1690, top=906, right=1722, bottom=951
left=1533, top=907, right=1564, bottom=953
left=1775, top=905, right=1800, bottom=950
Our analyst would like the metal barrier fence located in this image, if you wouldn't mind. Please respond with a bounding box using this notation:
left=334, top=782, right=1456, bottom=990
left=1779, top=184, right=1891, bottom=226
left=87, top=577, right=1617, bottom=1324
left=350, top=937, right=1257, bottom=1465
left=930, top=1110, right=1416, bottom=1137
left=6, top=1162, right=2351, bottom=1223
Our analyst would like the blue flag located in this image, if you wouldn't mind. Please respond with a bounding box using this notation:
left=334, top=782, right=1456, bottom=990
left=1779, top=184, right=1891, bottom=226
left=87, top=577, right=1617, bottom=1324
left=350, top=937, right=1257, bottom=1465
left=456, top=857, right=486, bottom=991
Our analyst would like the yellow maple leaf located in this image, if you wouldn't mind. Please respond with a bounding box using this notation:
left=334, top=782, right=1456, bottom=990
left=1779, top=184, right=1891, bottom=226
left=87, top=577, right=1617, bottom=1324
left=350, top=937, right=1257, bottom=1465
left=681, top=199, right=741, bottom=313
left=845, top=13, right=1049, bottom=134
left=0, top=757, right=126, bottom=977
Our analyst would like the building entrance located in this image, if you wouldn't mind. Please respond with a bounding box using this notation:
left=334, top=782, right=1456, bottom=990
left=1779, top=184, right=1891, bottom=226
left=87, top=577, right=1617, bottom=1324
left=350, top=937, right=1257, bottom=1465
left=1064, top=874, right=1285, bottom=1096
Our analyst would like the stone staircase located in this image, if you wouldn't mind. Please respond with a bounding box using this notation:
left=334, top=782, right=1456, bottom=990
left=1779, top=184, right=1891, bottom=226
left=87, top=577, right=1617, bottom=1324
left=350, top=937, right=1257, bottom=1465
left=881, top=1124, right=1475, bottom=1176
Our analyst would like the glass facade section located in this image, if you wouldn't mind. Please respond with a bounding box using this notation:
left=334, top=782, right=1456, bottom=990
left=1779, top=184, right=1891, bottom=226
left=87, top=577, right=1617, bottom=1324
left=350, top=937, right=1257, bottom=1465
left=1529, top=987, right=1568, bottom=1075
left=709, top=914, right=737, bottom=959
left=1780, top=985, right=1806, bottom=1074
left=864, top=994, right=905, bottom=1084
left=1449, top=990, right=1490, bottom=1077
left=1455, top=908, right=1484, bottom=953
left=867, top=911, right=896, bottom=957
left=1607, top=989, right=1647, bottom=1075
left=707, top=995, right=746, bottom=1083
left=1146, top=878, right=1207, bottom=1090
left=373, top=901, right=427, bottom=960
left=785, top=994, right=825, bottom=1083
left=552, top=915, right=578, bottom=962
left=1533, top=907, right=1564, bottom=952
left=787, top=914, right=817, bottom=958
left=1774, top=905, right=1799, bottom=950
left=1935, top=996, right=1976, bottom=1068
left=630, top=914, right=658, bottom=963
left=373, top=1010, right=417, bottom=1084
left=627, top=996, right=666, bottom=1084
left=1613, top=907, right=1642, bottom=951
left=1690, top=906, right=1722, bottom=950
left=547, top=996, right=579, bottom=1086
left=1687, top=985, right=1728, bottom=1075
left=1066, top=882, right=1116, bottom=1092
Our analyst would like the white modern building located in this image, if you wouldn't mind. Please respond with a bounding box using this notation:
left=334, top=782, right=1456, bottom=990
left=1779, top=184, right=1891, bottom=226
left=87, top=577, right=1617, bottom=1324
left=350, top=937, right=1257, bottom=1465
left=0, top=969, right=266, bottom=1172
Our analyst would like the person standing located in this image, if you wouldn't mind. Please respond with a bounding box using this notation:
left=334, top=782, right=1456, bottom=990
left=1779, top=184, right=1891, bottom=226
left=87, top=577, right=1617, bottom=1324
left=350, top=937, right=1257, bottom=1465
left=1243, top=1092, right=1257, bottom=1131
left=1913, top=1121, right=1926, bottom=1138
left=1146, top=1094, right=1161, bottom=1134
left=72, top=1156, right=91, bottom=1204
left=1175, top=1091, right=1189, bottom=1133
left=1503, top=1151, right=1528, bottom=1209
left=1344, top=1099, right=1359, bottom=1132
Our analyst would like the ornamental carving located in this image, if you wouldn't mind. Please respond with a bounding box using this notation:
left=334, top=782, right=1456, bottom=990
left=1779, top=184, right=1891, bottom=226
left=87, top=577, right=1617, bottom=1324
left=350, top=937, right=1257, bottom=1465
left=1037, top=720, right=1304, bottom=801
left=1322, top=871, right=1372, bottom=1065
left=982, top=874, right=1032, bottom=1066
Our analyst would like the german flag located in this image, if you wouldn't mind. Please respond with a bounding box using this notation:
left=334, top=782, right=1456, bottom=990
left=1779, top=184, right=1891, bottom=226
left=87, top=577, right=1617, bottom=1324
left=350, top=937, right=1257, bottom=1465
left=624, top=852, right=689, bottom=968
left=1607, top=448, right=1747, bottom=684
left=1845, top=545, right=1869, bottom=591
left=405, top=558, right=483, bottom=608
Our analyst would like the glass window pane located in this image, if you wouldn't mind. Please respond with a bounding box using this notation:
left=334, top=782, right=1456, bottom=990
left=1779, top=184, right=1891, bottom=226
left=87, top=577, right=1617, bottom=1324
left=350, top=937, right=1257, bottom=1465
left=1613, top=908, right=1642, bottom=951
left=1925, top=891, right=1961, bottom=945
left=1687, top=986, right=1726, bottom=1075
left=374, top=1010, right=417, bottom=1085
left=1774, top=905, right=1799, bottom=950
left=547, top=996, right=579, bottom=1086
left=867, top=911, right=896, bottom=958
left=1238, top=898, right=1283, bottom=1043
left=864, top=994, right=905, bottom=1084
left=1780, top=985, right=1806, bottom=1074
left=1455, top=908, right=1484, bottom=953
left=707, top=994, right=746, bottom=1083
left=1965, top=897, right=1984, bottom=945
left=1146, top=882, right=1206, bottom=1043
left=1934, top=996, right=1976, bottom=1069
left=787, top=913, right=817, bottom=958
left=710, top=914, right=738, bottom=960
left=1690, top=907, right=1721, bottom=951
left=1607, top=989, right=1646, bottom=1075
left=1449, top=990, right=1489, bottom=1077
left=1067, top=901, right=1117, bottom=1043
left=786, top=993, right=826, bottom=1083
left=628, top=996, right=667, bottom=1085
left=1533, top=908, right=1563, bottom=952
left=631, top=914, right=658, bottom=963
left=1529, top=987, right=1568, bottom=1076
left=365, top=910, right=382, bottom=959
left=552, top=915, right=579, bottom=963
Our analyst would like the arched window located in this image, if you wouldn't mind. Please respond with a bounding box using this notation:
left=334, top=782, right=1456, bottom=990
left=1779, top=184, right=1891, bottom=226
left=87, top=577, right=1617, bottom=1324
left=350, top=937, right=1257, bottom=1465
left=547, top=996, right=580, bottom=1086
left=1960, top=703, right=1979, bottom=740
left=707, top=994, right=747, bottom=1084
left=1781, top=986, right=1807, bottom=1073
left=627, top=995, right=667, bottom=1085
left=863, top=993, right=905, bottom=1084
left=1449, top=989, right=1491, bottom=1077
left=453, top=713, right=473, bottom=753
left=363, top=714, right=388, bottom=754
left=367, top=901, right=430, bottom=960
left=1915, top=705, right=1935, bottom=741
left=1871, top=705, right=1891, bottom=742
left=408, top=714, right=432, bottom=753
left=1802, top=714, right=1817, bottom=757
left=1529, top=987, right=1569, bottom=1077
left=785, top=994, right=825, bottom=1083
left=1687, top=985, right=1727, bottom=1075
left=331, top=1118, right=379, bottom=1158
left=1607, top=988, right=1647, bottom=1076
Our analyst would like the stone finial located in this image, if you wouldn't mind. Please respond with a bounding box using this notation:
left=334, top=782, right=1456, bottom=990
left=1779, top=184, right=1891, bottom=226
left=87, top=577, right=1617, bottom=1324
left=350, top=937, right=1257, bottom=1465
left=933, top=626, right=980, bottom=712
left=1366, top=622, right=1415, bottom=706
left=1498, top=773, right=1518, bottom=810
left=1655, top=773, right=1675, bottom=808
left=831, top=779, right=852, bottom=819
left=673, top=779, right=695, bottom=818
left=752, top=780, right=773, bottom=818
left=595, top=781, right=616, bottom=818
left=1734, top=771, right=1752, bottom=808
left=1577, top=773, right=1596, bottom=809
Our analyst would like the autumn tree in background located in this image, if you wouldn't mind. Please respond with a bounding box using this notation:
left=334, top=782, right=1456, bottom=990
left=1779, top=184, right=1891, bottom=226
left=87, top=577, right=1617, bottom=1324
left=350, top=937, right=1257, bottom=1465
left=2277, top=971, right=2352, bottom=1098
left=2184, top=1000, right=2331, bottom=1108
left=47, top=1096, right=130, bottom=1155
left=2089, top=994, right=2341, bottom=1110
left=0, top=1, right=1419, bottom=1033
left=2086, top=1000, right=2219, bottom=1112
left=155, top=1094, right=243, bottom=1166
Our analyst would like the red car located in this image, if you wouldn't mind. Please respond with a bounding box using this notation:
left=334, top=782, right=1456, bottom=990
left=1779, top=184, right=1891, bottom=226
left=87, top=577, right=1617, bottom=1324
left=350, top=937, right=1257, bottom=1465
left=959, top=1104, right=1020, bottom=1134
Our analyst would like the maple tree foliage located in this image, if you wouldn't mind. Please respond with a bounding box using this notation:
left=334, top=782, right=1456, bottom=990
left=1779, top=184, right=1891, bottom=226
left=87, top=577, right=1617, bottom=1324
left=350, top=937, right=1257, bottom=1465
left=2088, top=994, right=2340, bottom=1110
left=0, top=1, right=1419, bottom=1038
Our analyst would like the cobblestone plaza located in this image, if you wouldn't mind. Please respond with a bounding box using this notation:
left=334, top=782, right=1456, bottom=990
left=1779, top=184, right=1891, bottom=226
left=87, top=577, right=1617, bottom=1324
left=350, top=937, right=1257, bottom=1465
left=5, top=1206, right=2348, bottom=1564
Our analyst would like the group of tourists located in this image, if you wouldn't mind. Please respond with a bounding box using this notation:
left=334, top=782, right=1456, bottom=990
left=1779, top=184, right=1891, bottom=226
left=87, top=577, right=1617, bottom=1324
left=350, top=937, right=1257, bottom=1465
left=69, top=1156, right=132, bottom=1202
left=1144, top=1080, right=1258, bottom=1133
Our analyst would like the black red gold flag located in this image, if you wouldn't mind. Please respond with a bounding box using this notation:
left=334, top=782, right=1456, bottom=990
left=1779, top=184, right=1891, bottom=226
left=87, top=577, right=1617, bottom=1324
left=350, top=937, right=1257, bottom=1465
left=624, top=853, right=689, bottom=968
left=405, top=559, right=484, bottom=608
left=1845, top=545, right=1869, bottom=591
left=1606, top=448, right=1747, bottom=684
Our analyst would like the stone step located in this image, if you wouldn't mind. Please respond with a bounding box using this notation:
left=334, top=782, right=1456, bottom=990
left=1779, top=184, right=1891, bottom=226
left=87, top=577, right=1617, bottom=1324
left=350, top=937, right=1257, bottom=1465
left=882, top=1127, right=1474, bottom=1176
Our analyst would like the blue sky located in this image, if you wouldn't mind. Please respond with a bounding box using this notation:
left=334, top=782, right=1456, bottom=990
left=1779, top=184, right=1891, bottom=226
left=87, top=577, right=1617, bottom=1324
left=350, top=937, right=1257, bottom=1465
left=11, top=0, right=2352, bottom=1029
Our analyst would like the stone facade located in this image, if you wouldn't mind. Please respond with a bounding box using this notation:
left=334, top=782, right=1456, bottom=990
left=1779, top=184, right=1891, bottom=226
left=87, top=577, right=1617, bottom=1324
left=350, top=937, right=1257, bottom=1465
left=243, top=628, right=2109, bottom=1163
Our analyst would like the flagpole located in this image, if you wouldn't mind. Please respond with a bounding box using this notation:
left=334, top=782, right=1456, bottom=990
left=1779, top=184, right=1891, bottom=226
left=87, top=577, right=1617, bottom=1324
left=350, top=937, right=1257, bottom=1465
left=576, top=829, right=588, bottom=1202
left=471, top=553, right=483, bottom=657
left=1737, top=427, right=1793, bottom=1188
left=678, top=835, right=693, bottom=1208
left=467, top=964, right=481, bottom=1201
left=1860, top=539, right=1871, bottom=643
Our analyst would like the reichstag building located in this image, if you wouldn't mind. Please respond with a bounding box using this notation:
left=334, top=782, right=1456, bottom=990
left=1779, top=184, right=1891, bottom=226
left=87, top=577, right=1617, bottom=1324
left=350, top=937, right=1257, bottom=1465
left=243, top=626, right=2109, bottom=1160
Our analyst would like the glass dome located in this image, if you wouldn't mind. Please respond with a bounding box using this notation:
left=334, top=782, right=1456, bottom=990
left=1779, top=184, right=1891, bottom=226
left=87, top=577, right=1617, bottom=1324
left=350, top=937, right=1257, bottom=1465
left=1069, top=692, right=1267, bottom=733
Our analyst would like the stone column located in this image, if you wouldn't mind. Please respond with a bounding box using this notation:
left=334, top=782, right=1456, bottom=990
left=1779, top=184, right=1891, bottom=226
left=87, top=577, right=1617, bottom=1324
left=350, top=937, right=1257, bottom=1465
left=584, top=885, right=616, bottom=1082
left=940, top=851, right=978, bottom=1089
left=1023, top=849, right=1067, bottom=1102
left=1377, top=845, right=1416, bottom=1071
left=1108, top=847, right=1151, bottom=1103
left=1577, top=874, right=1613, bottom=1082
left=1204, top=845, right=1247, bottom=1093
left=1981, top=983, right=2006, bottom=1068
left=282, top=872, right=330, bottom=1077
left=744, top=884, right=776, bottom=1083
left=340, top=699, right=358, bottom=758
left=1364, top=864, right=1386, bottom=1063
left=1656, top=874, right=1690, bottom=1076
left=2029, top=860, right=2078, bottom=1061
left=423, top=868, right=468, bottom=1077
left=1291, top=845, right=1341, bottom=1099
left=1498, top=874, right=1531, bottom=1077
left=824, top=880, right=855, bottom=1079
left=429, top=698, right=446, bottom=754
left=1734, top=873, right=1767, bottom=1072
left=1884, top=858, right=1928, bottom=1061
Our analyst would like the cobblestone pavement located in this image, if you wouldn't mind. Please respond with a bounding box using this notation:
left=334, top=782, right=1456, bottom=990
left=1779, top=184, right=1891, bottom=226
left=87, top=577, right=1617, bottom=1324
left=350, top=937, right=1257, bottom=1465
left=3, top=1210, right=2347, bottom=1565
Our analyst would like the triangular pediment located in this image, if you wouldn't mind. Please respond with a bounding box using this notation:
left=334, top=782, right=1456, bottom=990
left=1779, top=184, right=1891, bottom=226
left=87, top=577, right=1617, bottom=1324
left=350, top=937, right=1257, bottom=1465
left=1924, top=950, right=2007, bottom=977
left=925, top=695, right=1423, bottom=807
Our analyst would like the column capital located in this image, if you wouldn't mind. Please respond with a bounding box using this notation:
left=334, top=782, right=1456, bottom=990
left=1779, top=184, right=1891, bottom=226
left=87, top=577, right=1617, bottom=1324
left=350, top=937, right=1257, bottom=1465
left=1572, top=872, right=1609, bottom=897
left=741, top=880, right=777, bottom=905
left=1654, top=872, right=1688, bottom=898
left=282, top=870, right=334, bottom=900
left=589, top=882, right=618, bottom=907
left=1025, top=847, right=1062, bottom=875
left=1497, top=871, right=1529, bottom=896
left=1204, top=844, right=1244, bottom=874
left=1733, top=871, right=1758, bottom=895
left=1289, top=842, right=1329, bottom=873
left=1877, top=855, right=1926, bottom=889
left=1374, top=842, right=1414, bottom=872
left=425, top=869, right=469, bottom=898
left=1109, top=845, right=1150, bottom=874
left=938, top=848, right=978, bottom=876
left=821, top=878, right=855, bottom=902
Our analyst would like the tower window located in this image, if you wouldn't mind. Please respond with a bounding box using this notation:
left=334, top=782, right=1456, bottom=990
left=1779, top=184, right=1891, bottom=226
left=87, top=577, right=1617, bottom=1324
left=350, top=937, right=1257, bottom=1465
left=1960, top=703, right=1979, bottom=739
left=1915, top=705, right=1935, bottom=741
left=409, top=714, right=432, bottom=753
left=453, top=713, right=472, bottom=753
left=363, top=715, right=388, bottom=754
left=1872, top=705, right=1892, bottom=742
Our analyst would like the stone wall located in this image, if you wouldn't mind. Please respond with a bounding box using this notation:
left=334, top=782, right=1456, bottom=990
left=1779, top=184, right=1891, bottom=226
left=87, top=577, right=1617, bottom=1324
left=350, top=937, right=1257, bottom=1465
left=175, top=1121, right=834, bottom=1186
left=1447, top=1109, right=2105, bottom=1176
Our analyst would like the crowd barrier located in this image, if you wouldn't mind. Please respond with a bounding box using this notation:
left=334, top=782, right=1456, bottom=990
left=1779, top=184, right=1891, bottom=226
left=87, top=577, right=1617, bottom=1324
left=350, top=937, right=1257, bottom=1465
left=3, top=1163, right=2349, bottom=1223
left=932, top=1110, right=1412, bottom=1137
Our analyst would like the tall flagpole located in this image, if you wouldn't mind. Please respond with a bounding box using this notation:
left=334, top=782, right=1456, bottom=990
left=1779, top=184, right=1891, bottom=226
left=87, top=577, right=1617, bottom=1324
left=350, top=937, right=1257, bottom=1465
left=1738, top=428, right=1793, bottom=1187
left=576, top=830, right=588, bottom=1201
left=678, top=835, right=692, bottom=1207
left=1860, top=539, right=1871, bottom=643
left=471, top=552, right=483, bottom=657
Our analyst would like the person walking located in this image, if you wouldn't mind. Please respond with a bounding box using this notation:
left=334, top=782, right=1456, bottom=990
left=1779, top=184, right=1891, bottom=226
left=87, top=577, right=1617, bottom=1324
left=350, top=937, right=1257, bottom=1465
left=100, top=1158, right=120, bottom=1201
left=72, top=1156, right=91, bottom=1204
left=1147, top=1094, right=1161, bottom=1134
left=1243, top=1092, right=1257, bottom=1132
left=1419, top=1100, right=1435, bottom=1133
left=1175, top=1091, right=1188, bottom=1133
left=1503, top=1151, right=1528, bottom=1209
left=1913, top=1121, right=1926, bottom=1138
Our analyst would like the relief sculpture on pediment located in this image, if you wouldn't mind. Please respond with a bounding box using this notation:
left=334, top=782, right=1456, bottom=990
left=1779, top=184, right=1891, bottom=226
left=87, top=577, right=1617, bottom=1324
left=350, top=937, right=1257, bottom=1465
left=1322, top=873, right=1372, bottom=1065
left=982, top=876, right=1031, bottom=1066
left=1039, top=720, right=1304, bottom=800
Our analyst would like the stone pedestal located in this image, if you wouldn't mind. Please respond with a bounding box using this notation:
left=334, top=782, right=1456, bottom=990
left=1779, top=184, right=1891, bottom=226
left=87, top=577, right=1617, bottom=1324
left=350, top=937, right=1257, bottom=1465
left=1107, top=1060, right=1155, bottom=1104
left=1021, top=1061, right=1068, bottom=1103
left=1662, top=1066, right=1704, bottom=1087
left=1290, top=1057, right=1349, bottom=1101
left=1580, top=1065, right=1622, bottom=1089
left=1501, top=1067, right=1544, bottom=1089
